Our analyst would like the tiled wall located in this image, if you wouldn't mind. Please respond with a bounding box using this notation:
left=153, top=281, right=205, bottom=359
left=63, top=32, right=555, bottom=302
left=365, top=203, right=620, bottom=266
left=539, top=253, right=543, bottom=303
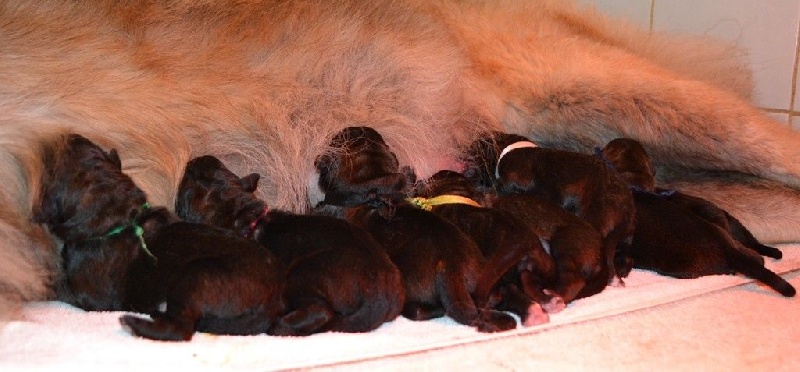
left=577, top=0, right=800, bottom=131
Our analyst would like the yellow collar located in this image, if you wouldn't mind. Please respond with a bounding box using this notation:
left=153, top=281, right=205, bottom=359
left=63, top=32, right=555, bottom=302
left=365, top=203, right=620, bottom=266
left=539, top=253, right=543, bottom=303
left=406, top=195, right=481, bottom=211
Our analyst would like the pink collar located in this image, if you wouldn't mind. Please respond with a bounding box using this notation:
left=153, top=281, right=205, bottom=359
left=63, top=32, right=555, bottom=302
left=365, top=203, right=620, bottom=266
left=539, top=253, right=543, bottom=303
left=246, top=207, right=269, bottom=238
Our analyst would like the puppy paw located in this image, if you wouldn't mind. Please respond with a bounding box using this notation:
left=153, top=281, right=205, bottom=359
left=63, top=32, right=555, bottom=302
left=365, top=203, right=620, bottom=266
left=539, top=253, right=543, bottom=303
left=609, top=276, right=626, bottom=288
left=522, top=303, right=549, bottom=327
left=541, top=292, right=566, bottom=314
left=476, top=309, right=518, bottom=333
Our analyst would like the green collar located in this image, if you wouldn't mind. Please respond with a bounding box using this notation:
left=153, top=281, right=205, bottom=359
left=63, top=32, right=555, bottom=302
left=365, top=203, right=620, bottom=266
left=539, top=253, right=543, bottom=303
left=91, top=202, right=157, bottom=262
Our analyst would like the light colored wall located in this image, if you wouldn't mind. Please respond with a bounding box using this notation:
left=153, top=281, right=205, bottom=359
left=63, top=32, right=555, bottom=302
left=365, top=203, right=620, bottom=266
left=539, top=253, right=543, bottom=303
left=578, top=0, right=800, bottom=131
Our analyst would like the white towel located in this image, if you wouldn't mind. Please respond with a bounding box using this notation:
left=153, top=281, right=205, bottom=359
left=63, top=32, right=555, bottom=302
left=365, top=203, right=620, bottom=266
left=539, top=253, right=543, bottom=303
left=2, top=244, right=798, bottom=371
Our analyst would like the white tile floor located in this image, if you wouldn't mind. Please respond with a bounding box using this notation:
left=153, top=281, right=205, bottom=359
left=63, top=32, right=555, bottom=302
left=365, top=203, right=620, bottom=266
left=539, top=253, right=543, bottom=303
left=579, top=0, right=800, bottom=131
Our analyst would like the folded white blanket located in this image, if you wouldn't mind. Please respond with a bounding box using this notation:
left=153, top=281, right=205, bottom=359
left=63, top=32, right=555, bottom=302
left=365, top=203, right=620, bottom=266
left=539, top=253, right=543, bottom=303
left=2, top=244, right=798, bottom=371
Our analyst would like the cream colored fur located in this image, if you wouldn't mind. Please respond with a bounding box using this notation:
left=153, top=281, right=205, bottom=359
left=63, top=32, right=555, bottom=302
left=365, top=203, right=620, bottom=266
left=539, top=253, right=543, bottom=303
left=1, top=0, right=799, bottom=321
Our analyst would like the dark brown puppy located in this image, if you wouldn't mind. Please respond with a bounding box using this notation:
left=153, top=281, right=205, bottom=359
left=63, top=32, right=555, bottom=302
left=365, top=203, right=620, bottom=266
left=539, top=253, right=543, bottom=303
left=463, top=131, right=636, bottom=285
left=600, top=138, right=794, bottom=297
left=414, top=170, right=561, bottom=326
left=32, top=134, right=288, bottom=341
left=177, top=155, right=405, bottom=336
left=314, top=126, right=409, bottom=217
left=488, top=193, right=610, bottom=304
left=314, top=127, right=517, bottom=332
left=601, top=138, right=783, bottom=261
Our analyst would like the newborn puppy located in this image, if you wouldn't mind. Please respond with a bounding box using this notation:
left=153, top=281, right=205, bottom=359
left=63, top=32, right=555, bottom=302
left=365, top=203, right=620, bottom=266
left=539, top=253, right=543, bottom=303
left=463, top=131, right=636, bottom=285
left=314, top=126, right=409, bottom=217
left=489, top=193, right=610, bottom=304
left=177, top=155, right=405, bottom=336
left=314, top=127, right=517, bottom=332
left=341, top=200, right=518, bottom=332
left=601, top=138, right=784, bottom=261
left=414, top=170, right=561, bottom=326
left=32, top=134, right=288, bottom=341
left=600, top=138, right=794, bottom=297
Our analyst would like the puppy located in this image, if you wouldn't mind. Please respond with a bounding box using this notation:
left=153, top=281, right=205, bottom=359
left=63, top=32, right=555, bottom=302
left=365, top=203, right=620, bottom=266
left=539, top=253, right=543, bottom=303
left=176, top=155, right=405, bottom=336
left=488, top=193, right=610, bottom=305
left=414, top=170, right=562, bottom=326
left=600, top=138, right=795, bottom=297
left=601, top=138, right=784, bottom=261
left=314, top=126, right=409, bottom=218
left=7, top=0, right=800, bottom=322
left=463, top=131, right=636, bottom=285
left=33, top=134, right=289, bottom=341
left=314, top=127, right=517, bottom=332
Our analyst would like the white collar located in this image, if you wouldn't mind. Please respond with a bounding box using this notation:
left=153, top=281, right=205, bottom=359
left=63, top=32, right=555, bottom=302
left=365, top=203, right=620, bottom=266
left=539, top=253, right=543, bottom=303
left=495, top=140, right=537, bottom=179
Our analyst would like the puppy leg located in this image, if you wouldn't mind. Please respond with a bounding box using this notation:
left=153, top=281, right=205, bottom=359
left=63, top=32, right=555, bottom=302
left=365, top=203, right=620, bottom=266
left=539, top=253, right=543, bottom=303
left=119, top=312, right=195, bottom=342
left=402, top=302, right=447, bottom=321
left=436, top=263, right=516, bottom=332
left=272, top=299, right=334, bottom=336
left=661, top=176, right=800, bottom=243
left=495, top=283, right=549, bottom=327
left=519, top=270, right=564, bottom=314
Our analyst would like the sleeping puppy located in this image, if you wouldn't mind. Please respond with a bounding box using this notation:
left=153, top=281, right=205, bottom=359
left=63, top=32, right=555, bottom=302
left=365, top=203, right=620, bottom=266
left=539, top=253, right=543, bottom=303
left=601, top=138, right=784, bottom=261
left=600, top=138, right=794, bottom=297
left=32, top=134, right=288, bottom=341
left=413, top=170, right=561, bottom=326
left=488, top=193, right=610, bottom=305
left=176, top=155, right=405, bottom=336
left=314, top=126, right=409, bottom=218
left=340, top=199, right=518, bottom=332
left=314, top=127, right=517, bottom=332
left=462, top=131, right=636, bottom=286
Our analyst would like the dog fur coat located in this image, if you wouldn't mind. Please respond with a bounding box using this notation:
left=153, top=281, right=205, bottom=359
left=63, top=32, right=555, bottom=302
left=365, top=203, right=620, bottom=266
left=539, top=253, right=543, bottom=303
left=2, top=0, right=800, bottom=321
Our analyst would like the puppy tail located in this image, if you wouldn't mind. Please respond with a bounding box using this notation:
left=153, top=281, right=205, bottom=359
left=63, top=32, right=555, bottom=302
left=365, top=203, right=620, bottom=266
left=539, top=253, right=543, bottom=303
left=725, top=214, right=783, bottom=259
left=119, top=313, right=194, bottom=341
left=727, top=245, right=795, bottom=297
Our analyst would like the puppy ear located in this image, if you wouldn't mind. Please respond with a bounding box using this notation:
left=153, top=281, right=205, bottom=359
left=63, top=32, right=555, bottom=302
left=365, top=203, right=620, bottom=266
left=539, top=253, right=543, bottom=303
left=240, top=173, right=261, bottom=193
left=107, top=149, right=122, bottom=170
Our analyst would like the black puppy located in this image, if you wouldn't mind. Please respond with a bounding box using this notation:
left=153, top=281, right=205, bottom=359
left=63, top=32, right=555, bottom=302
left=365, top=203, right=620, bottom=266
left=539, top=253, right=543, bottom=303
left=32, top=134, right=288, bottom=341
left=176, top=155, right=405, bottom=336
left=314, top=126, right=409, bottom=218
left=463, top=131, right=636, bottom=285
left=600, top=137, right=782, bottom=261
left=413, top=170, right=561, bottom=326
left=489, top=193, right=610, bottom=304
left=600, top=138, right=794, bottom=297
left=314, top=127, right=517, bottom=332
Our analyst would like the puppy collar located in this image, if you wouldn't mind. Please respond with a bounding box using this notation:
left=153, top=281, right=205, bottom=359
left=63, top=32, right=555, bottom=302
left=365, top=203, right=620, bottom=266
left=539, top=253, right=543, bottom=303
left=406, top=195, right=481, bottom=211
left=92, top=202, right=157, bottom=262
left=495, top=140, right=537, bottom=178
left=246, top=207, right=270, bottom=238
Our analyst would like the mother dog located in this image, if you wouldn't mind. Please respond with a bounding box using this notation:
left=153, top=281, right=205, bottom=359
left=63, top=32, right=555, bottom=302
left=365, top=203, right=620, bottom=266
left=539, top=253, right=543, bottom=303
left=2, top=0, right=799, bottom=321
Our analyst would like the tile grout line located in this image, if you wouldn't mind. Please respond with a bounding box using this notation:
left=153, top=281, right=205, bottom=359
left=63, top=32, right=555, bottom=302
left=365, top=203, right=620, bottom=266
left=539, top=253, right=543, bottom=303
left=649, top=0, right=655, bottom=32
left=789, top=14, right=800, bottom=128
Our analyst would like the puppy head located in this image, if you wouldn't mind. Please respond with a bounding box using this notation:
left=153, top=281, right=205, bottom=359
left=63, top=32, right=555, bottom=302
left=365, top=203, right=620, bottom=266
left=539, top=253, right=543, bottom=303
left=315, top=126, right=409, bottom=205
left=601, top=138, right=656, bottom=191
left=461, top=131, right=530, bottom=192
left=176, top=155, right=265, bottom=235
left=33, top=134, right=148, bottom=242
